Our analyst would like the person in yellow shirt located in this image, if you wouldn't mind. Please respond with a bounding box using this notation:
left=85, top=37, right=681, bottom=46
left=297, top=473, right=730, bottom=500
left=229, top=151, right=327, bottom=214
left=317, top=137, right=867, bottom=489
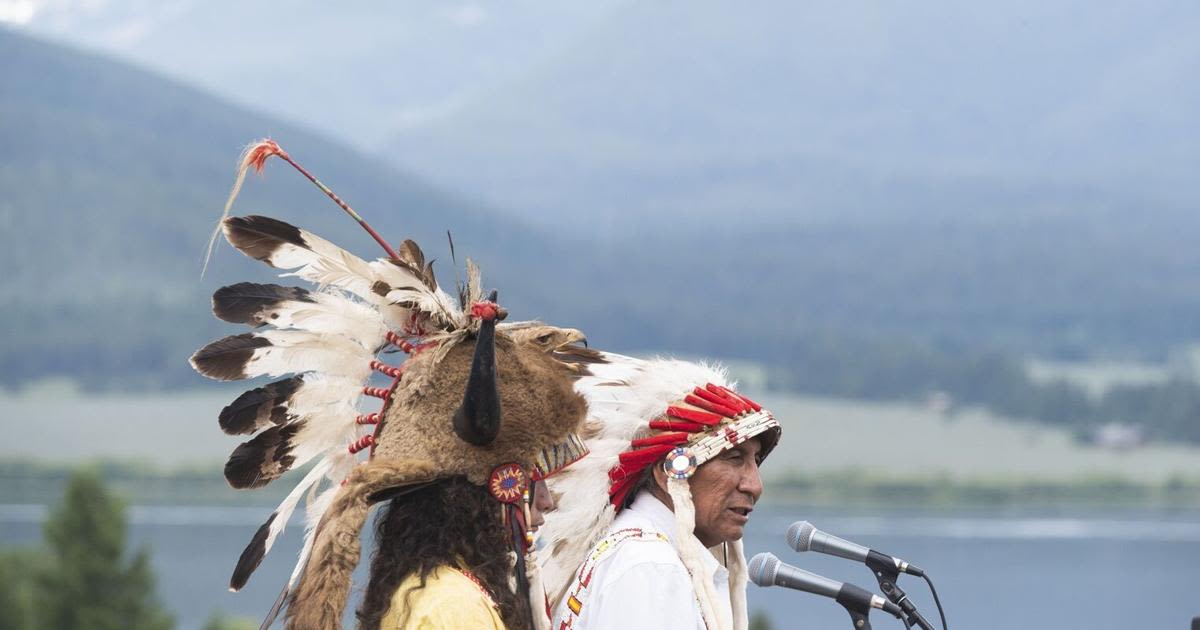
left=363, top=473, right=565, bottom=630
left=190, top=142, right=594, bottom=630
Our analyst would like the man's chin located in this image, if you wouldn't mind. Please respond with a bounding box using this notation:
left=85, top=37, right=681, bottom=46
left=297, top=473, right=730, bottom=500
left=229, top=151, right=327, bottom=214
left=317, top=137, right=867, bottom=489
left=719, top=522, right=746, bottom=543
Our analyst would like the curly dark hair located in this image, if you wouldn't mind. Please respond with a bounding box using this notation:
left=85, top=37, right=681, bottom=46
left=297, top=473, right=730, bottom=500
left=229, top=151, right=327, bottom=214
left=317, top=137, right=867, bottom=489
left=356, top=476, right=531, bottom=630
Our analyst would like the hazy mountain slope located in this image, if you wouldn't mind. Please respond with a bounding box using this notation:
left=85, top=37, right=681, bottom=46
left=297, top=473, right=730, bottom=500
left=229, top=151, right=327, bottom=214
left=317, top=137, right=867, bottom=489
left=3, top=25, right=1199, bottom=396
left=384, top=0, right=1200, bottom=230
left=11, top=1, right=628, bottom=149
left=0, top=28, right=578, bottom=388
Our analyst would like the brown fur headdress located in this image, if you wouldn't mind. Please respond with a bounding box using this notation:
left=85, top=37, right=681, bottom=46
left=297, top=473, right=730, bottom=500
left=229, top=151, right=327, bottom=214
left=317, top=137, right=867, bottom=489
left=190, top=140, right=589, bottom=628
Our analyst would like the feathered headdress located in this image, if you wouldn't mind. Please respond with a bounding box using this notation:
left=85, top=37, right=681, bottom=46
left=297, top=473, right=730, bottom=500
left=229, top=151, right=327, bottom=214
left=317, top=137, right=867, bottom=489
left=540, top=352, right=782, bottom=630
left=191, top=140, right=591, bottom=629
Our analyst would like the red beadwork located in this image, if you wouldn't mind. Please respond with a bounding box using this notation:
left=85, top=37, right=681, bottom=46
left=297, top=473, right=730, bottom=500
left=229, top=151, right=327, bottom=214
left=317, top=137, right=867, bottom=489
left=488, top=463, right=528, bottom=504
left=348, top=434, right=375, bottom=454
left=370, top=360, right=404, bottom=378
left=363, top=386, right=391, bottom=399
left=355, top=413, right=380, bottom=425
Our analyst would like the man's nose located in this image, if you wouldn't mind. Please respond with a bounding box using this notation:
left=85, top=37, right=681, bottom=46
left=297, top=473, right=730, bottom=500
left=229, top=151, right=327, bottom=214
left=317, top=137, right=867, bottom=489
left=535, top=482, right=556, bottom=512
left=740, top=459, right=764, bottom=501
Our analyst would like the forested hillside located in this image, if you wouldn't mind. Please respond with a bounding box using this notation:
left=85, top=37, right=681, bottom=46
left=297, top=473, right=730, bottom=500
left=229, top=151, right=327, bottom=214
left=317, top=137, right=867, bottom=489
left=0, top=28, right=579, bottom=389
left=3, top=28, right=1200, bottom=444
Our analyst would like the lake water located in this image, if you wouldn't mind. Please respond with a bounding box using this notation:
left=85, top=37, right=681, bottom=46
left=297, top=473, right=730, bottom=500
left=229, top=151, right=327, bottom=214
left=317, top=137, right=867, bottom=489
left=4, top=503, right=1198, bottom=629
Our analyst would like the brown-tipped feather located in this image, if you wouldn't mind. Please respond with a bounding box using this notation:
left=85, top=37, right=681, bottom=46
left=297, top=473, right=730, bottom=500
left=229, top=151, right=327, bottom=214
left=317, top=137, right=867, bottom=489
left=224, top=422, right=303, bottom=489
left=219, top=377, right=303, bottom=435
left=222, top=216, right=306, bottom=265
left=395, top=239, right=438, bottom=290
left=212, top=283, right=314, bottom=327
left=397, top=239, right=425, bottom=269
left=191, top=333, right=272, bottom=381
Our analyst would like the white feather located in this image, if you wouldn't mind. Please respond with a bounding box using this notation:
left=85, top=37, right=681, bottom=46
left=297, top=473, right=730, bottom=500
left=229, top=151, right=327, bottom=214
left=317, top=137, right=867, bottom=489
left=283, top=399, right=362, bottom=472
left=540, top=353, right=732, bottom=609
left=262, top=291, right=387, bottom=351
left=267, top=229, right=379, bottom=300
left=261, top=455, right=336, bottom=556
left=287, top=454, right=358, bottom=590
left=241, top=331, right=373, bottom=382
left=371, top=259, right=464, bottom=329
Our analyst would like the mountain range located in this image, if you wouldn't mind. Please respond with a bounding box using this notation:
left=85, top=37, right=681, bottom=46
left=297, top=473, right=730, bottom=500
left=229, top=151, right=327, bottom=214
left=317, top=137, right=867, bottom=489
left=2, top=24, right=1199, bottom=393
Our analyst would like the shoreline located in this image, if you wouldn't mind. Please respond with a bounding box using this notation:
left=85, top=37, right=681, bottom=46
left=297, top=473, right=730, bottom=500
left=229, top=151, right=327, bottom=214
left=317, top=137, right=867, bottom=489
left=5, top=459, right=1200, bottom=509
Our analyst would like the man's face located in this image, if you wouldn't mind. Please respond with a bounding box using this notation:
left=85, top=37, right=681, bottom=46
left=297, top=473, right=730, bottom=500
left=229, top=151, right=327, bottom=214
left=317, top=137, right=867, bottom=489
left=529, top=479, right=554, bottom=531
left=689, top=438, right=764, bottom=547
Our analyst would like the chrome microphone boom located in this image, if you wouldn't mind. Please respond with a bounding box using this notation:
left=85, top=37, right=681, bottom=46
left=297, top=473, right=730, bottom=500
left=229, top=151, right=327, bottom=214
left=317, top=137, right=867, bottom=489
left=748, top=552, right=903, bottom=620
left=787, top=520, right=925, bottom=577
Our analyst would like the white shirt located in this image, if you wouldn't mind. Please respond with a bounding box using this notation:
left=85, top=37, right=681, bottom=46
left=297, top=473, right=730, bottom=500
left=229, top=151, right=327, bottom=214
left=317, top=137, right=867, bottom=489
left=553, top=492, right=732, bottom=630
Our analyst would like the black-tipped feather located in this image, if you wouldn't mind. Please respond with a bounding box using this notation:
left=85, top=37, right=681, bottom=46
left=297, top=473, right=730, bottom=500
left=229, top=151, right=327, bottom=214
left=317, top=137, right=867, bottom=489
left=224, top=422, right=303, bottom=489
left=230, top=513, right=276, bottom=591
left=191, top=333, right=272, bottom=381
left=219, top=377, right=304, bottom=435
left=213, top=282, right=314, bottom=326
left=223, top=216, right=306, bottom=264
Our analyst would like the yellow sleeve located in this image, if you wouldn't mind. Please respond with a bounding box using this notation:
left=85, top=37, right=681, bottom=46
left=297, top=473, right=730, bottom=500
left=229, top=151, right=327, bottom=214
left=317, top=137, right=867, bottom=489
left=383, top=566, right=506, bottom=630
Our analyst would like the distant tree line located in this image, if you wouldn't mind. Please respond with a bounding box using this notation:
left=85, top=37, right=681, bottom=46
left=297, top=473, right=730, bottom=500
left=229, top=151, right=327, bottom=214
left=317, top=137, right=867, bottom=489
left=764, top=334, right=1200, bottom=445
left=0, top=469, right=264, bottom=630
left=0, top=470, right=173, bottom=630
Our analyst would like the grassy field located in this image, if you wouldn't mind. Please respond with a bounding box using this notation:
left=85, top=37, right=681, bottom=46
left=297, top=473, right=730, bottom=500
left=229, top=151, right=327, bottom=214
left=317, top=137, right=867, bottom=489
left=4, top=385, right=1200, bottom=506
left=756, top=392, right=1200, bottom=484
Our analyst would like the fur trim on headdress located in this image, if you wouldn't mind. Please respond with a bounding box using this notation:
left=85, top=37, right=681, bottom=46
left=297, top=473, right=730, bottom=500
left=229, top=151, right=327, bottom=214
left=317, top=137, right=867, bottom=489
left=527, top=549, right=551, bottom=630
left=727, top=539, right=749, bottom=630
left=668, top=476, right=727, bottom=630
left=285, top=458, right=439, bottom=630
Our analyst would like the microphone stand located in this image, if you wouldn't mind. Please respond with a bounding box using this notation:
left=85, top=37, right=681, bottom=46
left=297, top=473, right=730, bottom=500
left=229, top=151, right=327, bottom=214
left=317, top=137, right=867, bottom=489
left=833, top=583, right=877, bottom=630
left=866, top=551, right=935, bottom=630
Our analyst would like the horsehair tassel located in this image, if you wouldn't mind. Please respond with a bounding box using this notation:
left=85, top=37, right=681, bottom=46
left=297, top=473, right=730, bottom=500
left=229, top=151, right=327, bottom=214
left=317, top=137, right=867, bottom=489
left=348, top=434, right=375, bottom=454
left=205, top=138, right=398, bottom=276
left=385, top=331, right=434, bottom=355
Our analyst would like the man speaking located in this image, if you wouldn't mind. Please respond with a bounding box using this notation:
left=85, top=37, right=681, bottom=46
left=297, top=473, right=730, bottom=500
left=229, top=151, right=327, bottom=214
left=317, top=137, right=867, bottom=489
left=541, top=354, right=783, bottom=630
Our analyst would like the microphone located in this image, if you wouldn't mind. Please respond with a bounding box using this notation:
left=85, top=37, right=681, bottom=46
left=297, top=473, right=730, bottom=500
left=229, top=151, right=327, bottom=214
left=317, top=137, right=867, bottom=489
left=787, top=521, right=925, bottom=577
left=748, top=552, right=902, bottom=619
